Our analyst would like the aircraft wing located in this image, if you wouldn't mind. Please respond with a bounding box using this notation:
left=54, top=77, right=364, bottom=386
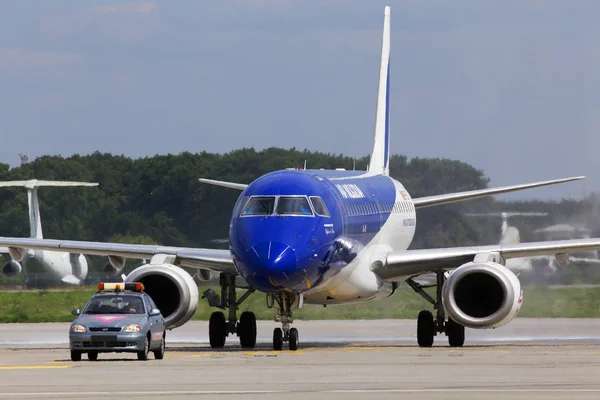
left=373, top=238, right=600, bottom=282
left=411, top=176, right=583, bottom=209
left=0, top=237, right=236, bottom=274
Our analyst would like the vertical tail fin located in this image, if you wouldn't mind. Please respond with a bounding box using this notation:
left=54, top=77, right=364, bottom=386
left=466, top=212, right=548, bottom=245
left=0, top=180, right=98, bottom=239
left=369, top=6, right=391, bottom=176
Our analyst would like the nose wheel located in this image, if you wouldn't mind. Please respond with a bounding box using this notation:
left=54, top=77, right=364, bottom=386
left=270, top=292, right=300, bottom=351
left=272, top=326, right=299, bottom=351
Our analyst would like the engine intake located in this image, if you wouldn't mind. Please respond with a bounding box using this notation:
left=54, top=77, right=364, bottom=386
left=125, top=264, right=199, bottom=329
left=2, top=261, right=22, bottom=277
left=442, top=262, right=522, bottom=329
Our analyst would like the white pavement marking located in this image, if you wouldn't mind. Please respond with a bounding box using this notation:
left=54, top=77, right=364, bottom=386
left=2, top=388, right=600, bottom=397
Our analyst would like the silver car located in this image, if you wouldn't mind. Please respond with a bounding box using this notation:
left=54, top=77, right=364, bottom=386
left=69, top=283, right=166, bottom=361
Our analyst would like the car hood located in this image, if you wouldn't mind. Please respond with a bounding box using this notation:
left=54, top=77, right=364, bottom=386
left=74, top=314, right=146, bottom=328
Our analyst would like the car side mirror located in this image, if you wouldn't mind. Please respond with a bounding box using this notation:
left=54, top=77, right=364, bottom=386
left=149, top=308, right=161, bottom=316
left=71, top=308, right=80, bottom=316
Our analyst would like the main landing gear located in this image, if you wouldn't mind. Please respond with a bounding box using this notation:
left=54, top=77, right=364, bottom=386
left=202, top=273, right=256, bottom=349
left=267, top=292, right=300, bottom=351
left=407, top=271, right=465, bottom=348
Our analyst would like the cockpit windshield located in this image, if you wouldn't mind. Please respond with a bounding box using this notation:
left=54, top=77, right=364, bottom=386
left=276, top=197, right=313, bottom=216
left=241, top=197, right=276, bottom=216
left=309, top=196, right=330, bottom=217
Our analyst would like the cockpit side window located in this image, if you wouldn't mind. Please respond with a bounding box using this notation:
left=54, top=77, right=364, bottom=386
left=276, top=197, right=313, bottom=216
left=310, top=196, right=330, bottom=217
left=241, top=197, right=276, bottom=216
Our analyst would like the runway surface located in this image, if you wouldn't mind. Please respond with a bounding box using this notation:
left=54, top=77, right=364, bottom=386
left=1, top=319, right=600, bottom=399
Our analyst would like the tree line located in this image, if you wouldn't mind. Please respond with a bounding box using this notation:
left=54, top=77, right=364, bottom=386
left=0, top=149, right=597, bottom=281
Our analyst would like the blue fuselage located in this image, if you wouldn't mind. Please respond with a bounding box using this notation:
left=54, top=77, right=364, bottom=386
left=229, top=169, right=408, bottom=293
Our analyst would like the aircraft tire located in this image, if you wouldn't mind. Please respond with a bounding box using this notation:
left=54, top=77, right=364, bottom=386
left=273, top=328, right=283, bottom=351
left=446, top=318, right=465, bottom=347
left=288, top=328, right=299, bottom=351
left=209, top=311, right=227, bottom=348
left=238, top=311, right=257, bottom=348
left=87, top=351, right=98, bottom=361
left=417, top=310, right=434, bottom=347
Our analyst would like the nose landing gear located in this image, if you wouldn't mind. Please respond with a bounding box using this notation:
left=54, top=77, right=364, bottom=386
left=269, top=292, right=300, bottom=351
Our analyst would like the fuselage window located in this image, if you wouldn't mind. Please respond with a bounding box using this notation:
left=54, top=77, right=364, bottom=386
left=310, top=196, right=330, bottom=217
left=241, top=196, right=275, bottom=216
left=277, top=197, right=313, bottom=216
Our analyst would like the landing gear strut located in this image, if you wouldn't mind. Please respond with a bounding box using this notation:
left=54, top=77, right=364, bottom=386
left=268, top=292, right=300, bottom=351
left=202, top=273, right=256, bottom=349
left=407, top=271, right=465, bottom=348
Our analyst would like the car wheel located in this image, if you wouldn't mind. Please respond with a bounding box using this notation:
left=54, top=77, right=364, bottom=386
left=70, top=350, right=82, bottom=362
left=153, top=335, right=165, bottom=360
left=137, top=337, right=149, bottom=361
left=88, top=351, right=98, bottom=361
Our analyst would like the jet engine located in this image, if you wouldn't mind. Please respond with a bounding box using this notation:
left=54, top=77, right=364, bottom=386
left=125, top=263, right=199, bottom=329
left=103, top=256, right=126, bottom=276
left=2, top=260, right=22, bottom=277
left=193, top=269, right=213, bottom=283
left=442, top=262, right=522, bottom=329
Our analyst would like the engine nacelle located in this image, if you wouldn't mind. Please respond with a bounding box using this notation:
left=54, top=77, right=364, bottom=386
left=442, top=262, right=523, bottom=329
left=8, top=247, right=25, bottom=263
left=107, top=255, right=125, bottom=271
left=193, top=269, right=213, bottom=283
left=2, top=260, right=22, bottom=277
left=125, top=263, right=199, bottom=329
left=103, top=263, right=119, bottom=275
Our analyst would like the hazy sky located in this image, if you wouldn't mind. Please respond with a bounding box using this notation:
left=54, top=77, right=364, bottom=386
left=1, top=0, right=598, bottom=200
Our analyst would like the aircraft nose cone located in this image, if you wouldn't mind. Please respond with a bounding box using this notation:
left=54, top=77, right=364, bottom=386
left=249, top=241, right=297, bottom=274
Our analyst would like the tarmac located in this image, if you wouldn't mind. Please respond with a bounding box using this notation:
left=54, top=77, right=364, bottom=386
left=0, top=319, right=600, bottom=399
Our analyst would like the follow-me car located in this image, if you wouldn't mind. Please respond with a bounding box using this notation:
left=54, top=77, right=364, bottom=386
left=69, top=282, right=166, bottom=361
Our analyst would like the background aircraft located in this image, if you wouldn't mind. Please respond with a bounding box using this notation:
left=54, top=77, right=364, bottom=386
left=467, top=212, right=600, bottom=272
left=2, top=6, right=600, bottom=353
left=0, top=180, right=98, bottom=286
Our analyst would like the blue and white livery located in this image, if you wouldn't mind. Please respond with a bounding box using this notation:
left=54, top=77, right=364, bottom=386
left=1, top=6, right=600, bottom=350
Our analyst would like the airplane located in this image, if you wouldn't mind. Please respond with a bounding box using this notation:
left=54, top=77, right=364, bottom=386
left=2, top=6, right=600, bottom=350
left=0, top=180, right=98, bottom=286
left=467, top=212, right=600, bottom=271
left=467, top=212, right=549, bottom=272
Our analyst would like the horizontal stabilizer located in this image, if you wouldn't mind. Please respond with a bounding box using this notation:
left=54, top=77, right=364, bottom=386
left=0, top=180, right=98, bottom=189
left=412, top=176, right=584, bottom=209
left=198, top=178, right=248, bottom=190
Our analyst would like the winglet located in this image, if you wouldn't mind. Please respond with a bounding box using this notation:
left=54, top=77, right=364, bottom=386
left=198, top=178, right=248, bottom=191
left=369, top=6, right=391, bottom=176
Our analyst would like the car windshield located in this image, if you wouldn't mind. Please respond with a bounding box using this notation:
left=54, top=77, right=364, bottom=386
left=83, top=295, right=145, bottom=315
left=241, top=197, right=275, bottom=216
left=276, top=197, right=313, bottom=216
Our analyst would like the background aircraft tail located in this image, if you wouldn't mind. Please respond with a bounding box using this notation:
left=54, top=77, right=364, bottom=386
left=0, top=180, right=98, bottom=239
left=466, top=212, right=548, bottom=244
left=369, top=6, right=391, bottom=176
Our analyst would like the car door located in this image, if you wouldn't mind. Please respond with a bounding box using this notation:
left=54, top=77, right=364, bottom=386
left=142, top=296, right=157, bottom=348
left=146, top=295, right=164, bottom=344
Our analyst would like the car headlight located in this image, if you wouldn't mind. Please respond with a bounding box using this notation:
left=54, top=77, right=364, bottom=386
left=70, top=325, right=86, bottom=333
left=124, top=324, right=142, bottom=333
